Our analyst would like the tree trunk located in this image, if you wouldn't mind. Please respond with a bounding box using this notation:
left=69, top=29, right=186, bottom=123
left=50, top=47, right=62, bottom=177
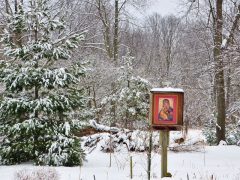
left=92, top=86, right=100, bottom=123
left=96, top=0, right=113, bottom=59
left=5, top=0, right=11, bottom=14
left=33, top=0, right=39, bottom=158
left=14, top=0, right=18, bottom=12
left=214, top=0, right=226, bottom=143
left=225, top=58, right=231, bottom=110
left=222, top=3, right=240, bottom=111
left=125, top=79, right=130, bottom=128
left=14, top=0, right=23, bottom=47
left=110, top=82, right=116, bottom=125
left=113, top=0, right=119, bottom=62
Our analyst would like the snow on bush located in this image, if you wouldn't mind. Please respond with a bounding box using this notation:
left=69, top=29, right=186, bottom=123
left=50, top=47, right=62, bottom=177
left=89, top=120, right=120, bottom=133
left=37, top=136, right=85, bottom=166
left=82, top=124, right=204, bottom=153
left=15, top=168, right=59, bottom=180
left=203, top=118, right=240, bottom=145
left=0, top=136, right=4, bottom=143
left=100, top=53, right=151, bottom=128
left=0, top=0, right=87, bottom=166
left=83, top=131, right=158, bottom=152
left=218, top=140, right=227, bottom=146
left=238, top=120, right=240, bottom=127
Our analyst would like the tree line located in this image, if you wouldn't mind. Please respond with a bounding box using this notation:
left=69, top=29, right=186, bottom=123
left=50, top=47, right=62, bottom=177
left=0, top=1, right=240, bottom=167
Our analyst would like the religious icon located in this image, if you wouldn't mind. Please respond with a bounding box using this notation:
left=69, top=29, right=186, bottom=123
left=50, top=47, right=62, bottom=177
left=158, top=98, right=174, bottom=121
left=150, top=90, right=184, bottom=130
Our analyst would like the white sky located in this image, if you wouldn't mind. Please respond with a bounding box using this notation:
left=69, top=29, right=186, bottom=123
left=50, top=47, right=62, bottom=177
left=146, top=0, right=180, bottom=16
left=128, top=0, right=182, bottom=22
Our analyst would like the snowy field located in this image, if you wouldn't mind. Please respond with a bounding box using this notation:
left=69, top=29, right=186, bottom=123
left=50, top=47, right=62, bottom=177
left=0, top=130, right=240, bottom=180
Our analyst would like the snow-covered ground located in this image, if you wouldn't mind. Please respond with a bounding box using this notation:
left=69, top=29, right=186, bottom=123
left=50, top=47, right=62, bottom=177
left=0, top=130, right=240, bottom=180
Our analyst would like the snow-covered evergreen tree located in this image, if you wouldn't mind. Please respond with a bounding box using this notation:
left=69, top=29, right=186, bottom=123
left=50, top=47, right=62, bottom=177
left=0, top=0, right=86, bottom=166
left=102, top=53, right=151, bottom=128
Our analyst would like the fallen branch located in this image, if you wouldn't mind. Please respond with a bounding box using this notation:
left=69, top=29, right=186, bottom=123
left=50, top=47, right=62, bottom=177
left=75, top=120, right=122, bottom=137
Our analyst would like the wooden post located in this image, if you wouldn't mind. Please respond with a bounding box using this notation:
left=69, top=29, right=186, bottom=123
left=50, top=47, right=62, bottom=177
left=150, top=86, right=183, bottom=178
left=130, top=156, right=133, bottom=179
left=160, top=130, right=171, bottom=178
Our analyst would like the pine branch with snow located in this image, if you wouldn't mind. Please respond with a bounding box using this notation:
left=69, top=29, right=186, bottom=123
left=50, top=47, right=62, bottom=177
left=101, top=52, right=151, bottom=128
left=0, top=0, right=87, bottom=166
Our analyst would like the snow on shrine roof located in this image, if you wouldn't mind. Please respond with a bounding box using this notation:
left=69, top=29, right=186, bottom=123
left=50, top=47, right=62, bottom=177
left=150, top=87, right=184, bottom=93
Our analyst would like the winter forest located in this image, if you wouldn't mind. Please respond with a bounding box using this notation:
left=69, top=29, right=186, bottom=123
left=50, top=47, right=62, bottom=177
left=0, top=0, right=240, bottom=180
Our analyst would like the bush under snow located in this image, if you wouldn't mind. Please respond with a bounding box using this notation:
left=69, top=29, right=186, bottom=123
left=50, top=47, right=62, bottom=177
left=14, top=168, right=59, bottom=180
left=82, top=126, right=205, bottom=153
